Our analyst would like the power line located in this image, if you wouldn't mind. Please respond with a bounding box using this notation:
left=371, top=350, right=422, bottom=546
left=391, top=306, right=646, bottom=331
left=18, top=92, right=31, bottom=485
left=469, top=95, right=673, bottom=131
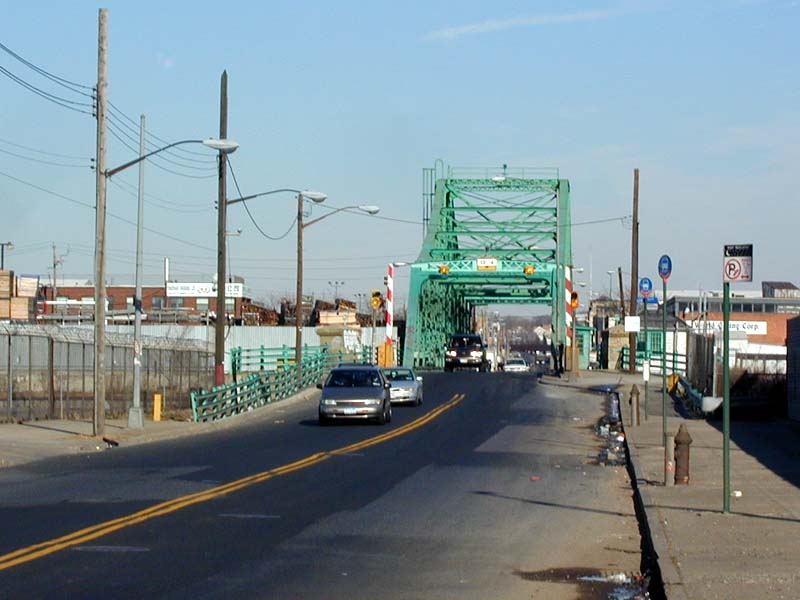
left=0, top=168, right=216, bottom=253
left=0, top=136, right=92, bottom=160
left=107, top=178, right=210, bottom=214
left=0, top=146, right=92, bottom=168
left=107, top=101, right=216, bottom=160
left=0, top=41, right=93, bottom=93
left=110, top=177, right=211, bottom=210
left=106, top=121, right=216, bottom=180
left=226, top=159, right=297, bottom=241
left=0, top=64, right=93, bottom=114
left=106, top=114, right=216, bottom=173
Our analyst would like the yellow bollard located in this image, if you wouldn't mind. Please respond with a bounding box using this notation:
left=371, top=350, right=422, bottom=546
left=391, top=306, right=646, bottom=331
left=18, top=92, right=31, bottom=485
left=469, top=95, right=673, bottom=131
left=153, top=393, right=162, bottom=422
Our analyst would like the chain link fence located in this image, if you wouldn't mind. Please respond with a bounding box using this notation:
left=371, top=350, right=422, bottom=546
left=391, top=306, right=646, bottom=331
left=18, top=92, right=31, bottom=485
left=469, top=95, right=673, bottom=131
left=1, top=324, right=213, bottom=422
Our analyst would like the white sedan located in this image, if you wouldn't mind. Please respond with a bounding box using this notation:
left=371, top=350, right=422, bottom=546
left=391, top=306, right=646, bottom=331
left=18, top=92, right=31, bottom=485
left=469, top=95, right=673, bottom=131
left=503, top=357, right=530, bottom=373
left=382, top=367, right=423, bottom=405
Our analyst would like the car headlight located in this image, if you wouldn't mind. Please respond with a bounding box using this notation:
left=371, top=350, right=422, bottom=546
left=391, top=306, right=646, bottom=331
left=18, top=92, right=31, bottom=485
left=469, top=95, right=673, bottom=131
left=470, top=350, right=483, bottom=357
left=321, top=399, right=336, bottom=406
left=446, top=350, right=457, bottom=357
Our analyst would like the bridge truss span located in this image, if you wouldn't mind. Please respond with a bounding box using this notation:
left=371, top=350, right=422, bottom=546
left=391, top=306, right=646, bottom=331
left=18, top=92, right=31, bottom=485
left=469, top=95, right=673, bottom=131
left=404, top=164, right=572, bottom=368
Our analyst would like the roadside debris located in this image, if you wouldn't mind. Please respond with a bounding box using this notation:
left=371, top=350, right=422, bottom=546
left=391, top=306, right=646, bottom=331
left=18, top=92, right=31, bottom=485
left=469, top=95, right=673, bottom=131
left=597, top=392, right=627, bottom=467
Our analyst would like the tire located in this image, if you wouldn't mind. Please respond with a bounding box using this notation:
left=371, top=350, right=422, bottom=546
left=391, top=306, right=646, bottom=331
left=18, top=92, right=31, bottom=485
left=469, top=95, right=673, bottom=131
left=318, top=412, right=330, bottom=426
left=415, top=394, right=423, bottom=406
left=386, top=402, right=392, bottom=423
left=376, top=403, right=387, bottom=425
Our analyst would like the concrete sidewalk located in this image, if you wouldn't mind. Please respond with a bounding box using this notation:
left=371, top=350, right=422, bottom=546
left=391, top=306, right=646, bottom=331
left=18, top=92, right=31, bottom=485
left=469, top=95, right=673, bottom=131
left=544, top=369, right=800, bottom=599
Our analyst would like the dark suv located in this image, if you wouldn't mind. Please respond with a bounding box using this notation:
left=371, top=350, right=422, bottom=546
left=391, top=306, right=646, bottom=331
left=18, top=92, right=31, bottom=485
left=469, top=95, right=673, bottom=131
left=444, top=334, right=488, bottom=372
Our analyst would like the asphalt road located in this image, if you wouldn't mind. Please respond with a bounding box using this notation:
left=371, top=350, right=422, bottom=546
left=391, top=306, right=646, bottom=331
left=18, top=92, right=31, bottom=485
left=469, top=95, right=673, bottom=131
left=0, top=372, right=643, bottom=599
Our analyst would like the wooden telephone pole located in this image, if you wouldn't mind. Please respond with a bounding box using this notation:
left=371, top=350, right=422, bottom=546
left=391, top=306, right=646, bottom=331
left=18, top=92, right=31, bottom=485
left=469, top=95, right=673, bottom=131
left=628, top=168, right=639, bottom=373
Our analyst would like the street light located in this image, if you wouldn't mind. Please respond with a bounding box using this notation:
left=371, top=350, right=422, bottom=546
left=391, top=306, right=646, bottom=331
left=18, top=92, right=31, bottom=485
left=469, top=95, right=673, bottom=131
left=607, top=269, right=615, bottom=297
left=300, top=204, right=380, bottom=367
left=0, top=242, right=12, bottom=270
left=328, top=280, right=345, bottom=300
left=97, top=137, right=237, bottom=435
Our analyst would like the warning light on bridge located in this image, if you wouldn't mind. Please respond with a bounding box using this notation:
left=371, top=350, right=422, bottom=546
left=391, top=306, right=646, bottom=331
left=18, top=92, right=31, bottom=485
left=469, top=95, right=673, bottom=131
left=438, top=265, right=450, bottom=275
left=523, top=265, right=535, bottom=275
left=570, top=291, right=579, bottom=309
left=371, top=289, right=383, bottom=309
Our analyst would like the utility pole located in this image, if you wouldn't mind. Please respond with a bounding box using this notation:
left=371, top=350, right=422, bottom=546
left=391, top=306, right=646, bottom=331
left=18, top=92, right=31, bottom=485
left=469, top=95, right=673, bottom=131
left=214, top=70, right=228, bottom=386
left=628, top=168, right=639, bottom=373
left=128, top=114, right=146, bottom=428
left=93, top=8, right=108, bottom=437
left=295, top=193, right=304, bottom=367
left=617, top=267, right=626, bottom=318
left=52, top=244, right=59, bottom=303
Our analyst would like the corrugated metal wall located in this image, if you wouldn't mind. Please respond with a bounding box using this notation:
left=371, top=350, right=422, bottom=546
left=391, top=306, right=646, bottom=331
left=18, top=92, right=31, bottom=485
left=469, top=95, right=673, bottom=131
left=787, top=317, right=800, bottom=421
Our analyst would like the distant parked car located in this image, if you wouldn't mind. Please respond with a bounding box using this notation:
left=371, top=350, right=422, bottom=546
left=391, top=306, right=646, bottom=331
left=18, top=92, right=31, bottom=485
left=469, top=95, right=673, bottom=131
left=317, top=365, right=392, bottom=425
left=504, top=357, right=530, bottom=373
left=382, top=367, right=423, bottom=405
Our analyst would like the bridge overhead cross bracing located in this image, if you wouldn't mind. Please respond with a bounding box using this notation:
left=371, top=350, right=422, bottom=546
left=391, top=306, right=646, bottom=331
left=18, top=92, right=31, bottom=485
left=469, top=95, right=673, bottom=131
left=403, top=164, right=572, bottom=368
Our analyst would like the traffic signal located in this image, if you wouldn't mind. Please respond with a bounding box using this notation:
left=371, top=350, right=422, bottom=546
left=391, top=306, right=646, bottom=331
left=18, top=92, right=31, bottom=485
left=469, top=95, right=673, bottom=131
left=570, top=290, right=579, bottom=309
left=438, top=264, right=450, bottom=275
left=523, top=264, right=535, bottom=275
left=370, top=289, right=383, bottom=309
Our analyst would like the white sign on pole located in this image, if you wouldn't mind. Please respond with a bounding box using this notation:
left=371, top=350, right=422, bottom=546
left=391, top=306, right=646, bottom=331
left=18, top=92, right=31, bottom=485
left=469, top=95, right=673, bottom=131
left=166, top=282, right=244, bottom=298
left=624, top=316, right=641, bottom=333
left=643, top=359, right=651, bottom=382
left=723, top=244, right=753, bottom=283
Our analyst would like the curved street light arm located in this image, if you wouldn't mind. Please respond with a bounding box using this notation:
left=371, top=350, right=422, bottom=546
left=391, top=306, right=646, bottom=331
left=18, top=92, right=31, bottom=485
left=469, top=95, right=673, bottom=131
left=106, top=138, right=237, bottom=178
left=227, top=188, right=303, bottom=206
left=304, top=205, right=378, bottom=228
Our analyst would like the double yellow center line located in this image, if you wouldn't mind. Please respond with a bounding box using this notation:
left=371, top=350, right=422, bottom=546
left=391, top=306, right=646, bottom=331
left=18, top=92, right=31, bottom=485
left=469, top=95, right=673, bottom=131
left=0, top=392, right=466, bottom=571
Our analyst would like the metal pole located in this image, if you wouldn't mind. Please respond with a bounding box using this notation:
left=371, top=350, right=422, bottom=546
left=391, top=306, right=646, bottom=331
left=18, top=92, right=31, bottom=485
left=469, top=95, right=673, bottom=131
left=662, top=277, right=668, bottom=448
left=295, top=193, right=304, bottom=368
left=128, top=114, right=146, bottom=428
left=628, top=168, right=639, bottom=373
left=93, top=8, right=108, bottom=437
left=1, top=245, right=4, bottom=269
left=6, top=334, right=12, bottom=422
left=723, top=280, right=731, bottom=513
left=214, top=71, right=228, bottom=386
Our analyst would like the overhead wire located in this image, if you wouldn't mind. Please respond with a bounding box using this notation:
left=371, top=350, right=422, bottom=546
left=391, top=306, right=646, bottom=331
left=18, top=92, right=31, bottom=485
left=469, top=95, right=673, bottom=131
left=106, top=121, right=216, bottom=180
left=0, top=41, right=93, bottom=94
left=107, top=178, right=213, bottom=214
left=0, top=169, right=216, bottom=253
left=0, top=135, right=92, bottom=160
left=226, top=159, right=297, bottom=241
left=0, top=146, right=93, bottom=168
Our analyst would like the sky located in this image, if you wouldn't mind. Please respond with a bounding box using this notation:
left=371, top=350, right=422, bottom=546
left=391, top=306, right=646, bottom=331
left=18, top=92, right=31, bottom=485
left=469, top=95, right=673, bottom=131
left=2, top=0, right=799, bottom=314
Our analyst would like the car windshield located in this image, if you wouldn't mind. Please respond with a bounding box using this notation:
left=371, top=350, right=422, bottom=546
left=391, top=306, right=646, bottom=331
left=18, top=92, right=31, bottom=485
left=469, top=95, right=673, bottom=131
left=507, top=359, right=526, bottom=365
left=383, top=369, right=415, bottom=382
left=450, top=336, right=482, bottom=348
left=325, top=369, right=383, bottom=388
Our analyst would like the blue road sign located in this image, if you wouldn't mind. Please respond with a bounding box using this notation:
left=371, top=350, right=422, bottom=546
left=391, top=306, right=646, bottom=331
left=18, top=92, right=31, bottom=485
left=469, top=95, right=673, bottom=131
left=639, top=277, right=654, bottom=297
left=637, top=296, right=659, bottom=304
left=658, top=254, right=672, bottom=281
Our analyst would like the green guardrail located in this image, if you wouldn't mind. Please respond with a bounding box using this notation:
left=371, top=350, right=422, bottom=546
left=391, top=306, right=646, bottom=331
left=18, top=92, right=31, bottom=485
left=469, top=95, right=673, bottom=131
left=191, top=344, right=372, bottom=422
left=620, top=347, right=687, bottom=375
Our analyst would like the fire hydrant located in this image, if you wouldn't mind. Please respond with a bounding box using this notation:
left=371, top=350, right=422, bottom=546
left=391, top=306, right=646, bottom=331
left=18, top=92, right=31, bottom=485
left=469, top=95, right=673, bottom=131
left=674, top=423, right=693, bottom=485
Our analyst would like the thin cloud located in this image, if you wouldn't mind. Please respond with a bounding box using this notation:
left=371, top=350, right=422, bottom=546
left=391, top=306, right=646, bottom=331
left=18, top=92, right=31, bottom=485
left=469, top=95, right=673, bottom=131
left=427, top=8, right=628, bottom=40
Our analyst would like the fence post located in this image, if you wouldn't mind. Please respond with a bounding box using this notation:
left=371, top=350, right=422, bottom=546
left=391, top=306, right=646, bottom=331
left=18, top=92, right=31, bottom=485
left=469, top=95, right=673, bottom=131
left=48, top=338, right=55, bottom=419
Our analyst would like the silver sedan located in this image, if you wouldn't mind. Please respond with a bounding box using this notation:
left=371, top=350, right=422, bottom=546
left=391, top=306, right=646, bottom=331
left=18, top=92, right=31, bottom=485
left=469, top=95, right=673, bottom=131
left=382, top=367, right=423, bottom=406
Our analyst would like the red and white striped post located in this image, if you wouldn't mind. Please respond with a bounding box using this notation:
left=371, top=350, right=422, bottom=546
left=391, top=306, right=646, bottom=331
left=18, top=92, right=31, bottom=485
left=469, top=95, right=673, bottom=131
left=385, top=263, right=394, bottom=347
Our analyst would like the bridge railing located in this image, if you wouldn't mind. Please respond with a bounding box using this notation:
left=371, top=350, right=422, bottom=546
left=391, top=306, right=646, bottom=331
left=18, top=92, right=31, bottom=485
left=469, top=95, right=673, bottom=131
left=620, top=347, right=688, bottom=375
left=191, top=345, right=372, bottom=422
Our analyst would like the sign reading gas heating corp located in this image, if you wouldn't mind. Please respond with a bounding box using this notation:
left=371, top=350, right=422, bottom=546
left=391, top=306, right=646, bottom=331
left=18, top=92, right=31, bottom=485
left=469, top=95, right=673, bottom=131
left=723, top=244, right=753, bottom=283
left=166, top=282, right=244, bottom=298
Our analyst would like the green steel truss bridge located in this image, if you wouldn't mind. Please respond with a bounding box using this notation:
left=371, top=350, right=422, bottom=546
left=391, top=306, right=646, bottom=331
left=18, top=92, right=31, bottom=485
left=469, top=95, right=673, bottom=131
left=402, top=162, right=573, bottom=368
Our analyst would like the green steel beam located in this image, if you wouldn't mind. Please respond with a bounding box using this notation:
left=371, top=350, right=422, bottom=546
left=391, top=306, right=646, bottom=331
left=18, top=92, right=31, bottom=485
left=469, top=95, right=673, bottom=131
left=403, top=165, right=571, bottom=368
